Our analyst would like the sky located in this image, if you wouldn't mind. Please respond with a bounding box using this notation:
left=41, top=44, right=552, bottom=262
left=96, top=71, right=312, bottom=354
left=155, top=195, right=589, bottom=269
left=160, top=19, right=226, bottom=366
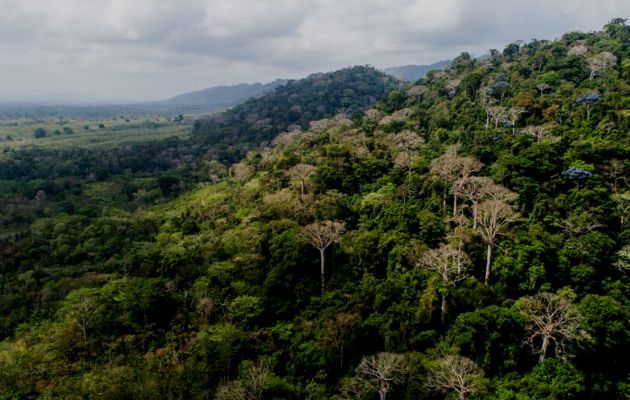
left=0, top=0, right=628, bottom=103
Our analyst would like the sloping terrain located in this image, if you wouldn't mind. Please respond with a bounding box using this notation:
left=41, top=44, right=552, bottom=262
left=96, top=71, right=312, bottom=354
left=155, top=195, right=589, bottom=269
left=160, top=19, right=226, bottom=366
left=0, top=20, right=629, bottom=400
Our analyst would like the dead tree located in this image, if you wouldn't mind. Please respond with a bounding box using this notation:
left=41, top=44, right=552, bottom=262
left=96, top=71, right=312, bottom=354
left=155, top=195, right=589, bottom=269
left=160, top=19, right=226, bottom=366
left=520, top=293, right=592, bottom=363
left=415, top=243, right=470, bottom=323
left=455, top=176, right=493, bottom=229
left=504, top=107, right=527, bottom=133
left=355, top=352, right=407, bottom=400
left=431, top=147, right=483, bottom=216
left=426, top=355, right=485, bottom=400
left=478, top=89, right=497, bottom=130
left=476, top=199, right=519, bottom=285
left=287, top=164, right=315, bottom=196
left=302, top=220, right=345, bottom=293
left=488, top=106, right=508, bottom=129
left=536, top=83, right=551, bottom=97
left=587, top=51, right=618, bottom=80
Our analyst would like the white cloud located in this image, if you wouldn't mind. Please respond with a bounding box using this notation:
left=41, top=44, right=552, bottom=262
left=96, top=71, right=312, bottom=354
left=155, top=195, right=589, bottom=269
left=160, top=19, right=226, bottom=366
left=0, top=0, right=627, bottom=102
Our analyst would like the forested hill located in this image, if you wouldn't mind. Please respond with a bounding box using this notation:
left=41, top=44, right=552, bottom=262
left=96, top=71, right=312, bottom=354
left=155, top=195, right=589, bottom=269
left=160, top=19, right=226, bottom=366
left=192, top=66, right=400, bottom=161
left=384, top=60, right=451, bottom=81
left=155, top=79, right=290, bottom=113
left=1, top=19, right=630, bottom=400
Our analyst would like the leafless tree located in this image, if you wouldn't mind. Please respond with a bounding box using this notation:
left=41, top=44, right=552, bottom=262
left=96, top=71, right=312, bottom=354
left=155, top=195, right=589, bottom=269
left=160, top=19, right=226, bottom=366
left=287, top=164, right=315, bottom=196
left=430, top=147, right=462, bottom=207
left=394, top=151, right=417, bottom=175
left=536, top=83, right=551, bottom=97
left=455, top=176, right=493, bottom=229
left=62, top=291, right=99, bottom=350
left=504, top=107, right=527, bottom=133
left=447, top=213, right=473, bottom=259
left=602, top=159, right=627, bottom=192
left=520, top=293, right=592, bottom=363
left=478, top=89, right=497, bottom=130
left=215, top=359, right=271, bottom=400
left=415, top=243, right=470, bottom=323
left=302, top=220, right=345, bottom=293
left=215, top=381, right=247, bottom=400
left=355, top=352, right=407, bottom=400
left=613, top=245, right=630, bottom=272
left=488, top=106, right=508, bottom=129
left=587, top=51, right=618, bottom=80
left=431, top=147, right=483, bottom=216
left=243, top=359, right=271, bottom=400
left=232, top=163, right=253, bottom=184
left=522, top=125, right=551, bottom=143
left=445, top=78, right=462, bottom=98
left=390, top=130, right=424, bottom=151
left=476, top=199, right=519, bottom=284
left=568, top=44, right=589, bottom=57
left=426, top=355, right=486, bottom=400
left=611, top=191, right=630, bottom=230
left=408, top=85, right=428, bottom=100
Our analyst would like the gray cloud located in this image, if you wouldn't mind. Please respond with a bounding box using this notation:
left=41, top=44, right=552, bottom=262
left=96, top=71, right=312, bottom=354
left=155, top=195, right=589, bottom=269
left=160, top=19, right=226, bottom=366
left=0, top=0, right=627, bottom=102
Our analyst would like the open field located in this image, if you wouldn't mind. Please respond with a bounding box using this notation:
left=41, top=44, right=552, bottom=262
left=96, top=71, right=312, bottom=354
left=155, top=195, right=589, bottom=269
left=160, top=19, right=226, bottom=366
left=0, top=115, right=193, bottom=150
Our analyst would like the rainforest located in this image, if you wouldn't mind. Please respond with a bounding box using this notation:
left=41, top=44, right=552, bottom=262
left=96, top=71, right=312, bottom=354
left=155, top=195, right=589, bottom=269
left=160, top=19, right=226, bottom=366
left=0, top=19, right=629, bottom=400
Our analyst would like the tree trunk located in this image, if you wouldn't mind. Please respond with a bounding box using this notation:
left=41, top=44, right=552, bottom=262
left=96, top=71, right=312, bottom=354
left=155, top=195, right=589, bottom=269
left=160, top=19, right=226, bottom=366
left=453, top=193, right=458, bottom=216
left=539, top=335, right=550, bottom=363
left=441, top=294, right=447, bottom=324
left=320, top=248, right=326, bottom=294
left=300, top=180, right=305, bottom=196
left=379, top=388, right=387, bottom=400
left=472, top=202, right=478, bottom=229
left=339, top=346, right=344, bottom=370
left=484, top=243, right=493, bottom=285
left=460, top=390, right=468, bottom=400
left=485, top=113, right=489, bottom=130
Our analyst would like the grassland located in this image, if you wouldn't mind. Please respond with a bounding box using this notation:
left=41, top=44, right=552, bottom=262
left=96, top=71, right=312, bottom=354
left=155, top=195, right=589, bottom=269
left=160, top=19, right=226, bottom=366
left=0, top=115, right=192, bottom=150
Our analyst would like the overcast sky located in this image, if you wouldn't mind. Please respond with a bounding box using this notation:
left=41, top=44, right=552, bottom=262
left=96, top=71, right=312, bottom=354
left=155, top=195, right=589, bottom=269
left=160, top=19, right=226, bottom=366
left=0, top=0, right=628, bottom=103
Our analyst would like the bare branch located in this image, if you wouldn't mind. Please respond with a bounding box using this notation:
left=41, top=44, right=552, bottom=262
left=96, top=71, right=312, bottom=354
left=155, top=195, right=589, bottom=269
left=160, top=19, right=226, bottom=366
left=520, top=293, right=592, bottom=363
left=355, top=352, right=407, bottom=400
left=426, top=355, right=485, bottom=400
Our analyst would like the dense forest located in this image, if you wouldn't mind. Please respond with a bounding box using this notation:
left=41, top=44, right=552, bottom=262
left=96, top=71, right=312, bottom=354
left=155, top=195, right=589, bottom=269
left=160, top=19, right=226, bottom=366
left=1, top=20, right=630, bottom=399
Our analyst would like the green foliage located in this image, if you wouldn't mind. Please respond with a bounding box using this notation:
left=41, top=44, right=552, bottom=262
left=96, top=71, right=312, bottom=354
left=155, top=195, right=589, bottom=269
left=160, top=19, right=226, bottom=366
left=1, top=21, right=630, bottom=400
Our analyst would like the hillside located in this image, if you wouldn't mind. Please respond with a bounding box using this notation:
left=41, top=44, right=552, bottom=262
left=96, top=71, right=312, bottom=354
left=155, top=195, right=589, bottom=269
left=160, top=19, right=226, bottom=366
left=157, top=80, right=288, bottom=112
left=384, top=60, right=451, bottom=81
left=0, top=80, right=286, bottom=118
left=1, top=19, right=630, bottom=400
left=192, top=65, right=400, bottom=161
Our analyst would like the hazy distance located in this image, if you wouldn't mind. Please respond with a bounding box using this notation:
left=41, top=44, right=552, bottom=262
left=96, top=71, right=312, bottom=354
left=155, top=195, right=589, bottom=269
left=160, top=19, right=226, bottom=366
left=0, top=0, right=627, bottom=103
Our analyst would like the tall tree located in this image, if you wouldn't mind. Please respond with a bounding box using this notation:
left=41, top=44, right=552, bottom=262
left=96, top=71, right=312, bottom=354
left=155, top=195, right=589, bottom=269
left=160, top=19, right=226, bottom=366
left=426, top=355, right=486, bottom=400
left=455, top=176, right=493, bottom=229
left=287, top=163, right=315, bottom=196
left=476, top=199, right=519, bottom=284
left=587, top=51, right=618, bottom=80
left=504, top=107, right=527, bottom=133
left=479, top=89, right=497, bottom=130
left=519, top=293, right=592, bottom=363
left=302, top=220, right=345, bottom=293
left=431, top=147, right=483, bottom=216
left=355, top=352, right=407, bottom=400
left=415, top=243, right=470, bottom=323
